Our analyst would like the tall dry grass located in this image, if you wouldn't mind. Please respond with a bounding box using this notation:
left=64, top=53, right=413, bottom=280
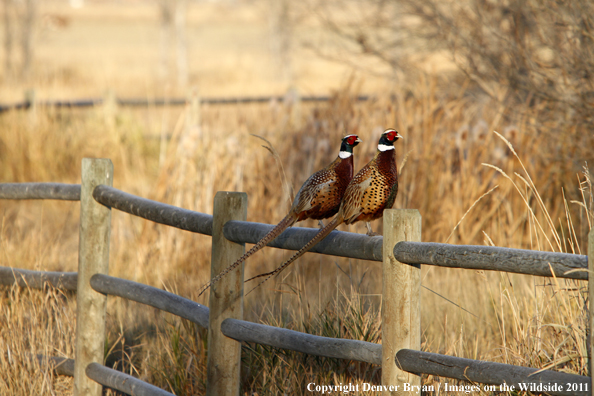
left=1, top=73, right=593, bottom=394
left=0, top=285, right=76, bottom=394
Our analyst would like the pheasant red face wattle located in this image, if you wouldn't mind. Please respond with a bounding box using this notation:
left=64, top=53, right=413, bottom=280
left=345, top=135, right=361, bottom=146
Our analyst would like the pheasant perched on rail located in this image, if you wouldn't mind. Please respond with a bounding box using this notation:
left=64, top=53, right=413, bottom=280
left=197, top=134, right=362, bottom=297
left=246, top=128, right=402, bottom=293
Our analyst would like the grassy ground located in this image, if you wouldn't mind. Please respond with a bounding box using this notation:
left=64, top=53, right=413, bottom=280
left=1, top=1, right=593, bottom=395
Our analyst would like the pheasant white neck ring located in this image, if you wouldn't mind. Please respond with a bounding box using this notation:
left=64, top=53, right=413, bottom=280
left=339, top=151, right=353, bottom=158
left=378, top=144, right=395, bottom=152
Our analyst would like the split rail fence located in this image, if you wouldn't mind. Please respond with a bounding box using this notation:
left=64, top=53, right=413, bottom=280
left=0, top=158, right=592, bottom=396
left=0, top=93, right=371, bottom=113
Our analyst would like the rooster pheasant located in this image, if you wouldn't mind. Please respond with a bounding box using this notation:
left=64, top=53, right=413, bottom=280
left=197, top=134, right=362, bottom=297
left=247, top=128, right=402, bottom=292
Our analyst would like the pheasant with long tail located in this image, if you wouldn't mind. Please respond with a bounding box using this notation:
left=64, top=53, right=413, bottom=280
left=198, top=134, right=362, bottom=297
left=247, top=128, right=402, bottom=292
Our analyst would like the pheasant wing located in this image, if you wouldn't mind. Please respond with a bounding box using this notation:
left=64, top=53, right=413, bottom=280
left=290, top=168, right=337, bottom=214
left=340, top=170, right=372, bottom=224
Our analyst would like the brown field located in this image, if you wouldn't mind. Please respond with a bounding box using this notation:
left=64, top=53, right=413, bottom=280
left=1, top=0, right=593, bottom=395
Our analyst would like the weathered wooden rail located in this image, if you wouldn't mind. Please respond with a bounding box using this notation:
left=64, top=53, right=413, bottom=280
left=395, top=350, right=589, bottom=396
left=0, top=182, right=81, bottom=200
left=85, top=363, right=175, bottom=396
left=0, top=266, right=77, bottom=290
left=0, top=94, right=372, bottom=113
left=2, top=183, right=586, bottom=277
left=6, top=265, right=588, bottom=394
left=394, top=242, right=588, bottom=280
left=1, top=159, right=592, bottom=396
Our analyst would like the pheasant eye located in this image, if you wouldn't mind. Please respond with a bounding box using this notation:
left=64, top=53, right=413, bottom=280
left=347, top=136, right=357, bottom=145
left=386, top=131, right=397, bottom=141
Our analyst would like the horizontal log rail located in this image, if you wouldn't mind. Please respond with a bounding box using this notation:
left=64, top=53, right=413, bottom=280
left=40, top=351, right=591, bottom=396
left=3, top=169, right=592, bottom=395
left=90, top=274, right=209, bottom=329
left=92, top=185, right=214, bottom=235
left=89, top=274, right=381, bottom=365
left=0, top=94, right=372, bottom=113
left=36, top=354, right=175, bottom=395
left=86, top=362, right=175, bottom=396
left=39, top=349, right=591, bottom=396
left=394, top=242, right=588, bottom=280
left=0, top=266, right=77, bottom=290
left=224, top=220, right=383, bottom=262
left=396, top=349, right=589, bottom=396
left=221, top=318, right=382, bottom=365
left=6, top=266, right=589, bottom=394
left=91, top=185, right=384, bottom=261
left=0, top=182, right=80, bottom=200
left=118, top=95, right=371, bottom=106
left=1, top=183, right=587, bottom=280
left=37, top=355, right=75, bottom=377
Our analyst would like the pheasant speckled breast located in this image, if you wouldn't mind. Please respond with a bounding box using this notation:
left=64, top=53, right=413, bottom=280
left=292, top=149, right=355, bottom=221
left=340, top=144, right=398, bottom=224
left=197, top=134, right=361, bottom=297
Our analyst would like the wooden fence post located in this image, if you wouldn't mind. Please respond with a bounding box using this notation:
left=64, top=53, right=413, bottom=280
left=207, top=192, right=247, bottom=396
left=587, top=228, right=594, bottom=384
left=73, top=158, right=113, bottom=396
left=382, top=209, right=422, bottom=395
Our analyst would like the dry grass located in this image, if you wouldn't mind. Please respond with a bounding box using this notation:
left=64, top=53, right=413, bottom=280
left=1, top=80, right=592, bottom=394
left=0, top=285, right=76, bottom=394
left=1, top=1, right=593, bottom=395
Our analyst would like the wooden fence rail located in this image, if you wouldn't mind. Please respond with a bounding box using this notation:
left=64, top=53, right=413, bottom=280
left=93, top=185, right=384, bottom=261
left=396, top=350, right=589, bottom=396
left=38, top=355, right=75, bottom=377
left=85, top=363, right=175, bottom=396
left=0, top=94, right=372, bottom=113
left=15, top=265, right=589, bottom=396
left=1, top=170, right=592, bottom=396
left=37, top=355, right=171, bottom=396
left=90, top=274, right=209, bottom=329
left=0, top=266, right=77, bottom=290
left=0, top=182, right=80, bottom=200
left=2, top=183, right=585, bottom=279
left=224, top=220, right=384, bottom=261
left=5, top=266, right=381, bottom=365
left=221, top=318, right=382, bottom=365
left=394, top=241, right=588, bottom=280
left=92, top=185, right=213, bottom=235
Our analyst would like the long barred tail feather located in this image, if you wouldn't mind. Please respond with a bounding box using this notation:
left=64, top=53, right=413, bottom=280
left=245, top=215, right=343, bottom=295
left=197, top=213, right=297, bottom=297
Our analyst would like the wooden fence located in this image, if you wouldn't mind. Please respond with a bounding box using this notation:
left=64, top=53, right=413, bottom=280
left=0, top=158, right=592, bottom=396
left=0, top=93, right=372, bottom=113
